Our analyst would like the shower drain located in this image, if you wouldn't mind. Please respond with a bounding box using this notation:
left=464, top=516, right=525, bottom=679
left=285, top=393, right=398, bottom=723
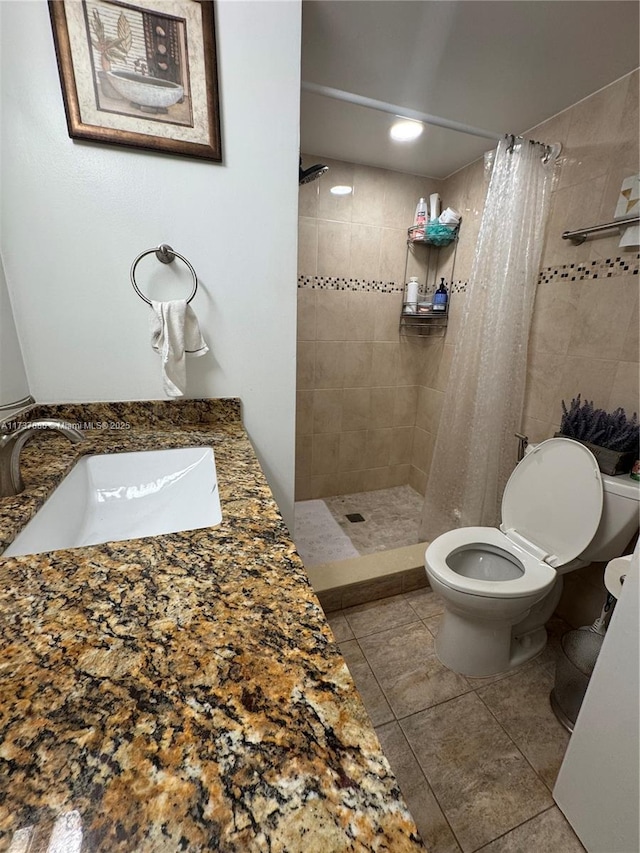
left=345, top=513, right=365, bottom=523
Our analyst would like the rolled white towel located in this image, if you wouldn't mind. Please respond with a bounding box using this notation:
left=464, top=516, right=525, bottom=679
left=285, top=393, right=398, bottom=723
left=149, top=300, right=208, bottom=397
left=439, top=207, right=461, bottom=226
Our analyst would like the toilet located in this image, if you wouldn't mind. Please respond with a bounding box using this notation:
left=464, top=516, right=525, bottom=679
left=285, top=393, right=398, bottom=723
left=425, top=437, right=640, bottom=677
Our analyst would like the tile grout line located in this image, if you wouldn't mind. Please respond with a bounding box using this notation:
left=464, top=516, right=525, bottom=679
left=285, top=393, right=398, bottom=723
left=393, top=701, right=486, bottom=853
left=344, top=599, right=549, bottom=698
left=338, top=624, right=443, bottom=834
left=389, top=650, right=555, bottom=843
left=343, top=607, right=422, bottom=640
left=345, top=619, right=423, bottom=641
left=473, top=687, right=557, bottom=794
left=351, top=623, right=472, bottom=727
left=468, top=804, right=568, bottom=853
left=345, top=617, right=568, bottom=851
left=375, top=717, right=466, bottom=853
left=395, top=694, right=558, bottom=853
left=352, top=636, right=396, bottom=726
left=347, top=603, right=481, bottom=718
left=339, top=591, right=580, bottom=851
left=393, top=686, right=475, bottom=727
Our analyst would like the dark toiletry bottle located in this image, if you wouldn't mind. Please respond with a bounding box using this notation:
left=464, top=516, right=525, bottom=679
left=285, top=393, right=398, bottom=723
left=433, top=278, right=449, bottom=312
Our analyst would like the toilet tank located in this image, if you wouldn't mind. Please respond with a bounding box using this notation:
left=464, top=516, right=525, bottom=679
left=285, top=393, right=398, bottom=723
left=523, top=442, right=639, bottom=564
left=579, top=472, right=640, bottom=562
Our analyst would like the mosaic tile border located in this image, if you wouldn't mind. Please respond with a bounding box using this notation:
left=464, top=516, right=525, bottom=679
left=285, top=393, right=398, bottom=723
left=299, top=254, right=639, bottom=293
left=430, top=279, right=468, bottom=294
left=297, top=276, right=403, bottom=293
left=297, top=275, right=470, bottom=294
left=538, top=254, right=640, bottom=284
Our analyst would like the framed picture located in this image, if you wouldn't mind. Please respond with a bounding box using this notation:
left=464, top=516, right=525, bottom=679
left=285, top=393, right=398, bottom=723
left=48, top=0, right=222, bottom=161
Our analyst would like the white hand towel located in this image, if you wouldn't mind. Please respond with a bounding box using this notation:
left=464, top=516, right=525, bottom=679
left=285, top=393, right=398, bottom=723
left=149, top=300, right=208, bottom=397
left=615, top=174, right=640, bottom=248
left=619, top=224, right=640, bottom=248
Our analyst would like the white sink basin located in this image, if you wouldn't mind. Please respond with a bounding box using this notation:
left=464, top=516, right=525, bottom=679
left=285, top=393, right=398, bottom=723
left=3, top=447, right=222, bottom=557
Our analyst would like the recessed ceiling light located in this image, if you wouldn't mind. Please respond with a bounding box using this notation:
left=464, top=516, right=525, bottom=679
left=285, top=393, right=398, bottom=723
left=330, top=185, right=353, bottom=195
left=390, top=119, right=424, bottom=142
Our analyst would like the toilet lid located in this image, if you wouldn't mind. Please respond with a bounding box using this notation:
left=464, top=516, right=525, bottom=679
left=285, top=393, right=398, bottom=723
left=501, top=438, right=603, bottom=568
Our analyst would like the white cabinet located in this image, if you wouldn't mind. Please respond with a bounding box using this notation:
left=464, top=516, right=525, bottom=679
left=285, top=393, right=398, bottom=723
left=553, top=554, right=639, bottom=852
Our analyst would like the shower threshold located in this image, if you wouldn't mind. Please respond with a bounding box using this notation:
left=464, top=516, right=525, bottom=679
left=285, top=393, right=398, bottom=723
left=294, top=485, right=428, bottom=611
left=306, top=542, right=429, bottom=613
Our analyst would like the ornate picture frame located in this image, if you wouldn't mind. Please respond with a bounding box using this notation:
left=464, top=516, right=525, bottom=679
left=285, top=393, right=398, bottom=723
left=48, top=0, right=222, bottom=161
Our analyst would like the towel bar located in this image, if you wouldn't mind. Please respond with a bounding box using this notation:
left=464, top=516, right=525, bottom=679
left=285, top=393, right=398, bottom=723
left=130, top=244, right=198, bottom=305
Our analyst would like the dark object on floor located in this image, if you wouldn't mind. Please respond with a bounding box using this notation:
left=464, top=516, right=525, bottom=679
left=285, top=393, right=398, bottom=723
left=346, top=513, right=365, bottom=523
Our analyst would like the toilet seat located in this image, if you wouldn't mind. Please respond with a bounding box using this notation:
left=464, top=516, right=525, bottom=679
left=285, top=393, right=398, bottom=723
left=500, top=438, right=603, bottom=568
left=426, top=438, right=604, bottom=600
left=427, top=526, right=557, bottom=598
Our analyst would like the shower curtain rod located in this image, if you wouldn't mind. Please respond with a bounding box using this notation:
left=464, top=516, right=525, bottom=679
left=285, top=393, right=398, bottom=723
left=302, top=81, right=503, bottom=142
left=505, top=134, right=559, bottom=161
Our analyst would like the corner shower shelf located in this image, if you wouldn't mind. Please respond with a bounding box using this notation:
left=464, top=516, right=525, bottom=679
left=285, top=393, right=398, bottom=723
left=400, top=219, right=460, bottom=338
left=408, top=224, right=459, bottom=247
left=399, top=309, right=449, bottom=337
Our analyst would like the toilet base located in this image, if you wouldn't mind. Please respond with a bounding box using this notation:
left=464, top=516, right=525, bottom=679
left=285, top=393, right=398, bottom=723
left=434, top=609, right=547, bottom=678
left=510, top=626, right=547, bottom=669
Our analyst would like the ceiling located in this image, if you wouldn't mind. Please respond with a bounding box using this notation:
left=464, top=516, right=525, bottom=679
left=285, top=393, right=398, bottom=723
left=300, top=1, right=640, bottom=179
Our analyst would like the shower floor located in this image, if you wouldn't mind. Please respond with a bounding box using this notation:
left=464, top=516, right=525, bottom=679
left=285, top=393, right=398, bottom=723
left=295, top=485, right=424, bottom=566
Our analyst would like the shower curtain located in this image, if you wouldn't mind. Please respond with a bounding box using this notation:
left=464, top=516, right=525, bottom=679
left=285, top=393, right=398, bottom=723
left=419, top=136, right=557, bottom=541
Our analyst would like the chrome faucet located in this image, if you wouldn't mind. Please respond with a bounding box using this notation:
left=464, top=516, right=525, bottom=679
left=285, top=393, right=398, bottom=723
left=0, top=420, right=85, bottom=498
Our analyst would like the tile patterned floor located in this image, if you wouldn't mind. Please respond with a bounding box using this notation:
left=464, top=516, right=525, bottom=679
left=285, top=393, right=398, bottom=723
left=324, top=485, right=424, bottom=555
left=326, top=589, right=586, bottom=853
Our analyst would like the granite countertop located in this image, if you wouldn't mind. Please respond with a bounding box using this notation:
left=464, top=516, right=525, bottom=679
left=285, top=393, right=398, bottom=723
left=0, top=400, right=425, bottom=852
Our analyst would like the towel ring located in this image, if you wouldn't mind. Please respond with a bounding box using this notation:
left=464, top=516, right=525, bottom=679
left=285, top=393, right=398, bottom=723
left=130, top=244, right=198, bottom=306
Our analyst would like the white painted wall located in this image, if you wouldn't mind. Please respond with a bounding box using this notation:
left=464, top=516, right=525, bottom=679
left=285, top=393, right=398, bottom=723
left=0, top=1, right=300, bottom=528
left=0, top=254, right=30, bottom=408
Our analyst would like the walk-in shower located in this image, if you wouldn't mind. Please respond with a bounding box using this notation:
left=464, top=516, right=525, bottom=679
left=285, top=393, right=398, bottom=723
left=294, top=84, right=560, bottom=586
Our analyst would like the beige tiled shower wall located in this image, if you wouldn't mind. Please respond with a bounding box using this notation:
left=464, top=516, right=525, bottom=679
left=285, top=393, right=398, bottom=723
left=298, top=157, right=439, bottom=281
left=407, top=155, right=489, bottom=493
left=297, top=69, right=639, bottom=511
left=524, top=70, right=640, bottom=628
left=415, top=70, right=639, bottom=499
left=523, top=70, right=639, bottom=441
left=296, top=157, right=443, bottom=499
